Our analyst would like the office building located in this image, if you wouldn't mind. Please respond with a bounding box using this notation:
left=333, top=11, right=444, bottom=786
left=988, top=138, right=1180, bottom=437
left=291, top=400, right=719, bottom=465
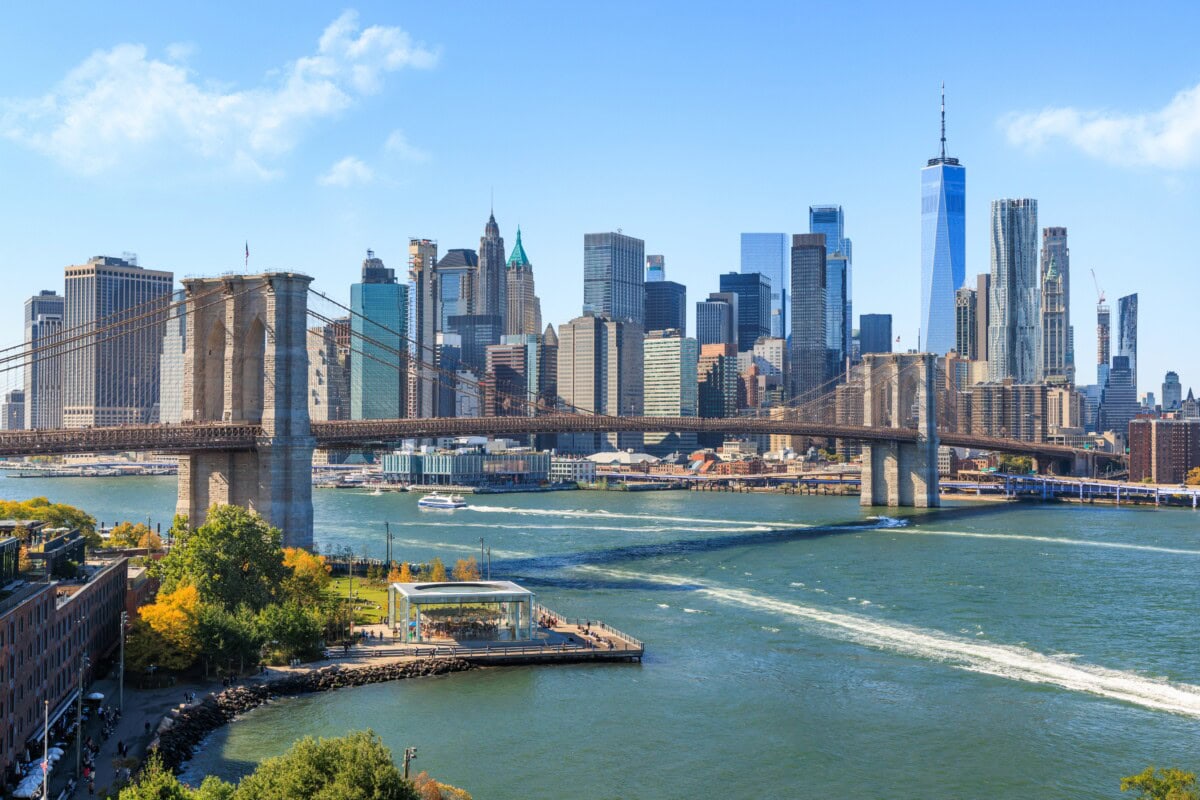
left=751, top=337, right=787, bottom=383
left=351, top=251, right=407, bottom=420
left=1039, top=251, right=1070, bottom=383
left=556, top=314, right=644, bottom=453
left=158, top=289, right=187, bottom=424
left=539, top=324, right=559, bottom=411
left=1100, top=355, right=1138, bottom=434
left=987, top=198, right=1039, bottom=383
left=484, top=341, right=530, bottom=417
left=435, top=248, right=477, bottom=330
left=307, top=319, right=350, bottom=421
left=955, top=286, right=977, bottom=359
left=408, top=238, right=439, bottom=419
left=445, top=314, right=503, bottom=374
left=24, top=290, right=65, bottom=430
left=859, top=314, right=892, bottom=356
left=1, top=390, right=24, bottom=430
left=643, top=330, right=699, bottom=456
left=974, top=274, right=991, bottom=363
left=645, top=273, right=687, bottom=336
left=1041, top=227, right=1073, bottom=380
left=62, top=255, right=173, bottom=428
left=740, top=233, right=789, bottom=338
left=1129, top=419, right=1200, bottom=484
left=719, top=272, right=771, bottom=351
left=920, top=88, right=966, bottom=355
left=810, top=205, right=852, bottom=370
left=1163, top=371, right=1183, bottom=411
left=1117, top=293, right=1138, bottom=394
left=790, top=234, right=827, bottom=399
left=583, top=232, right=645, bottom=326
left=435, top=332, right=463, bottom=418
left=477, top=212, right=507, bottom=330
left=698, top=343, right=738, bottom=446
left=697, top=292, right=738, bottom=349
left=505, top=228, right=542, bottom=337
left=646, top=255, right=665, bottom=282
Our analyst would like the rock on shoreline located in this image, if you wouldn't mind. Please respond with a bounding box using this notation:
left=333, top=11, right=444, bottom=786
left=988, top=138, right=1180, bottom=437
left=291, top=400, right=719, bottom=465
left=152, top=658, right=473, bottom=772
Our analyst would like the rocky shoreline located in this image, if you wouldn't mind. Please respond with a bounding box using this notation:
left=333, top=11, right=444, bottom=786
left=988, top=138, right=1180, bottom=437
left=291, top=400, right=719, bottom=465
left=151, top=658, right=474, bottom=772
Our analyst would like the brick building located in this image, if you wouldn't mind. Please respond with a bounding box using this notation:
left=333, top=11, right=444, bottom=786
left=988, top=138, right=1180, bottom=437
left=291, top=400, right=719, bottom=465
left=1129, top=418, right=1200, bottom=484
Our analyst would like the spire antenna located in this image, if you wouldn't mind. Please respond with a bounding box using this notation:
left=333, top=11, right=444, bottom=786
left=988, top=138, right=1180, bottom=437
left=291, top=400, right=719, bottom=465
left=940, top=82, right=946, bottom=160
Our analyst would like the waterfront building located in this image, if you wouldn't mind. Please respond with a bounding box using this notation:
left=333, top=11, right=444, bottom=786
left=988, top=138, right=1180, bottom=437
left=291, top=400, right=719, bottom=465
left=505, top=228, right=542, bottom=337
left=408, top=238, right=439, bottom=419
left=62, top=255, right=173, bottom=427
left=920, top=88, right=966, bottom=356
left=696, top=292, right=738, bottom=349
left=380, top=447, right=549, bottom=487
left=1100, top=355, right=1138, bottom=434
left=955, top=286, right=977, bottom=359
left=550, top=455, right=598, bottom=484
left=719, top=272, right=771, bottom=352
left=1163, top=371, right=1183, bottom=411
left=1117, top=293, right=1138, bottom=394
left=351, top=251, right=407, bottom=420
left=435, top=248, right=477, bottom=331
left=987, top=198, right=1039, bottom=383
left=556, top=313, right=644, bottom=453
left=307, top=320, right=350, bottom=421
left=1, top=390, right=24, bottom=430
left=23, top=290, right=65, bottom=430
left=1129, top=418, right=1200, bottom=484
left=810, top=205, right=852, bottom=371
left=644, top=276, right=687, bottom=336
left=387, top=580, right=536, bottom=643
left=1097, top=300, right=1111, bottom=389
left=858, top=314, right=892, bottom=356
left=446, top=314, right=502, bottom=374
left=790, top=233, right=827, bottom=399
left=1041, top=227, right=1073, bottom=381
left=157, top=289, right=186, bottom=424
left=646, top=255, right=665, bottom=282
left=584, top=231, right=644, bottom=326
left=477, top=212, right=507, bottom=331
left=642, top=330, right=699, bottom=457
left=740, top=233, right=788, bottom=338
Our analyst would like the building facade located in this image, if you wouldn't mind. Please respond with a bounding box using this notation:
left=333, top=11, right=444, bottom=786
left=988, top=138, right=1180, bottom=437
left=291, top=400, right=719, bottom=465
left=644, top=279, right=687, bottom=336
left=556, top=314, right=644, bottom=453
left=810, top=205, right=852, bottom=371
left=955, top=286, right=977, bottom=359
left=1039, top=252, right=1070, bottom=383
left=1, top=391, right=24, bottom=430
left=435, top=248, right=477, bottom=331
left=477, top=213, right=507, bottom=331
left=1117, top=293, right=1138, bottom=394
left=1040, top=227, right=1072, bottom=381
left=583, top=232, right=645, bottom=326
left=1163, top=371, right=1183, bottom=411
left=920, top=93, right=966, bottom=356
left=505, top=228, right=542, bottom=337
left=1100, top=355, right=1138, bottom=434
left=351, top=251, right=407, bottom=420
left=408, top=238, right=439, bottom=419
left=646, top=255, right=665, bottom=282
left=642, top=330, right=699, bottom=456
left=987, top=198, right=1039, bottom=383
left=1129, top=419, right=1200, bottom=484
left=718, top=272, right=771, bottom=351
left=740, top=233, right=788, bottom=339
left=859, top=314, right=892, bottom=356
left=23, top=290, right=65, bottom=430
left=696, top=293, right=738, bottom=349
left=790, top=234, right=827, bottom=399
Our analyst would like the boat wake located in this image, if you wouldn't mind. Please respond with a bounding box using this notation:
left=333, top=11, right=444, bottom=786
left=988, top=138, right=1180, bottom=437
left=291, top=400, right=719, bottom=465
left=883, top=528, right=1200, bottom=557
left=414, top=520, right=778, bottom=534
left=467, top=505, right=800, bottom=528
left=576, top=565, right=1200, bottom=717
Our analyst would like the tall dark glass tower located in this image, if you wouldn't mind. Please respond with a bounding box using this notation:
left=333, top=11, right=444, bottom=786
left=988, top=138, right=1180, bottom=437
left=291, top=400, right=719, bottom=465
left=718, top=272, right=771, bottom=351
left=1117, top=293, right=1138, bottom=394
left=583, top=232, right=645, bottom=325
left=920, top=85, right=966, bottom=355
left=790, top=234, right=827, bottom=399
left=644, top=259, right=686, bottom=335
left=477, top=211, right=507, bottom=331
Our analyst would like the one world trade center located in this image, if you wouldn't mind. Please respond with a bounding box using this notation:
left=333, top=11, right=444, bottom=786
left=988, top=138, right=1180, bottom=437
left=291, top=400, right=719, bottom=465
left=920, top=85, right=965, bottom=354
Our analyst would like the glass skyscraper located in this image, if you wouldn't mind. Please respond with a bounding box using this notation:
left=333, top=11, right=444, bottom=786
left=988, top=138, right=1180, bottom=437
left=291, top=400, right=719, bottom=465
left=810, top=206, right=852, bottom=368
left=435, top=248, right=478, bottom=331
left=790, top=234, right=827, bottom=399
left=583, top=232, right=645, bottom=325
left=1117, top=293, right=1138, bottom=394
left=920, top=89, right=966, bottom=355
left=740, top=233, right=788, bottom=339
left=351, top=251, right=407, bottom=420
left=718, top=272, right=771, bottom=351
left=987, top=198, right=1039, bottom=383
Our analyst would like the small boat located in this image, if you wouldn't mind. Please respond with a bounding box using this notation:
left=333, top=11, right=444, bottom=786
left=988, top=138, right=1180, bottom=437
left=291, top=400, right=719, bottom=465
left=370, top=487, right=384, bottom=496
left=418, top=492, right=467, bottom=509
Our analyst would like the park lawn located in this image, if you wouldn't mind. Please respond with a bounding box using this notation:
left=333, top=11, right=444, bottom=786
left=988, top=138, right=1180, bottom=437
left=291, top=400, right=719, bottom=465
left=329, top=577, right=391, bottom=626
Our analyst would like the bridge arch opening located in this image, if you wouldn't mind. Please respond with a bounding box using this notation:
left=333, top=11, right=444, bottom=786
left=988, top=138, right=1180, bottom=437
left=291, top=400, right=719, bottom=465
left=202, top=322, right=226, bottom=421
left=240, top=315, right=266, bottom=423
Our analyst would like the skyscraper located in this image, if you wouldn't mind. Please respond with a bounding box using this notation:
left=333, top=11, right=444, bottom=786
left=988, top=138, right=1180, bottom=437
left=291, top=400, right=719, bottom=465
left=696, top=293, right=738, bottom=349
left=1100, top=355, right=1138, bottom=434
left=158, top=289, right=186, bottom=424
left=505, top=228, right=542, bottom=336
left=790, top=234, right=827, bottom=399
left=920, top=87, right=966, bottom=355
left=810, top=205, right=852, bottom=367
left=435, top=248, right=477, bottom=330
left=1039, top=250, right=1069, bottom=383
left=955, top=286, right=977, bottom=359
left=644, top=265, right=687, bottom=335
left=643, top=330, right=699, bottom=456
left=740, top=233, right=788, bottom=338
left=62, top=255, right=173, bottom=428
left=859, top=314, right=892, bottom=356
left=987, top=198, right=1039, bottom=383
left=583, top=232, right=645, bottom=325
left=1163, top=371, right=1183, bottom=411
left=698, top=343, right=738, bottom=446
left=1117, top=293, right=1138, bottom=394
left=408, top=238, right=439, bottom=419
left=351, top=251, right=407, bottom=420
left=556, top=313, right=643, bottom=453
left=1097, top=300, right=1111, bottom=389
left=974, top=273, right=991, bottom=363
left=646, top=255, right=665, bottom=282
left=718, top=272, right=771, bottom=351
left=1041, top=227, right=1072, bottom=380
left=477, top=212, right=507, bottom=330
left=1, top=390, right=24, bottom=431
left=23, top=289, right=64, bottom=430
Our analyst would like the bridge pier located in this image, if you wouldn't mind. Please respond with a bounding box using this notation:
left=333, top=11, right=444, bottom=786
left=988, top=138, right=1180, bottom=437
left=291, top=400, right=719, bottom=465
left=859, top=353, right=939, bottom=509
left=176, top=273, right=315, bottom=548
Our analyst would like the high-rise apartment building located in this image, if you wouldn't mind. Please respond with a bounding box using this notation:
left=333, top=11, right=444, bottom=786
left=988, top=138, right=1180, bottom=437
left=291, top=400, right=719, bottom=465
left=1163, top=371, right=1183, bottom=411
left=435, top=248, right=477, bottom=330
left=644, top=267, right=687, bottom=335
left=23, top=289, right=64, bottom=429
left=718, top=272, right=771, bottom=352
left=643, top=330, right=699, bottom=456
left=477, top=212, right=507, bottom=330
left=1040, top=227, right=1072, bottom=381
left=987, top=198, right=1039, bottom=383
left=920, top=88, right=966, bottom=355
left=62, top=255, right=173, bottom=428
left=740, top=233, right=788, bottom=339
left=790, top=234, right=827, bottom=399
left=1129, top=418, right=1200, bottom=484
left=1117, top=293, right=1138, bottom=394
left=696, top=293, right=738, bottom=349
left=505, top=228, right=542, bottom=337
left=158, top=288, right=187, bottom=424
left=556, top=314, right=644, bottom=453
left=408, top=238, right=439, bottom=419
left=583, top=232, right=645, bottom=326
left=646, top=255, right=665, bottom=282
left=955, top=286, right=977, bottom=359
left=1097, top=301, right=1112, bottom=389
left=351, top=251, right=407, bottom=420
left=1039, top=252, right=1070, bottom=383
left=858, top=314, right=892, bottom=356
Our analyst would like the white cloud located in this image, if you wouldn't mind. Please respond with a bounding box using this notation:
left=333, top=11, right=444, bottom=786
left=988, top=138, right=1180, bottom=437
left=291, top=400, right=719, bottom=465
left=318, top=156, right=373, bottom=187
left=1004, top=83, right=1200, bottom=168
left=384, top=129, right=429, bottom=162
left=0, top=10, right=437, bottom=176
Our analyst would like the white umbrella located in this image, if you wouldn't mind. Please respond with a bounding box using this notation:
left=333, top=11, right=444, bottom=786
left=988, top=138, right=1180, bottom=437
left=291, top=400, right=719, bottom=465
left=86, top=692, right=105, bottom=701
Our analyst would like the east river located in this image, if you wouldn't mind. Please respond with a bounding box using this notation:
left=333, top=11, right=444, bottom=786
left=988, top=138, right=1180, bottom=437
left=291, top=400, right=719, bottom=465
left=5, top=475, right=1199, bottom=798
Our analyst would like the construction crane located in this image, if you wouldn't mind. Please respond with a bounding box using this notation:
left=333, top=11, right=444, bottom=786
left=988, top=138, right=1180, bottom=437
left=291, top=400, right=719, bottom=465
left=1090, top=268, right=1106, bottom=305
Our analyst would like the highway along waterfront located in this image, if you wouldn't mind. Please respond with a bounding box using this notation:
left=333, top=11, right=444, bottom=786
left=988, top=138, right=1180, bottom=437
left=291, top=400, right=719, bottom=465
left=4, top=475, right=1198, bottom=799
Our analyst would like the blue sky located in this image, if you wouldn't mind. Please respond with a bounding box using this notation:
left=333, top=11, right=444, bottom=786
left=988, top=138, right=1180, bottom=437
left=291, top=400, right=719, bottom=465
left=1, top=1, right=1198, bottom=397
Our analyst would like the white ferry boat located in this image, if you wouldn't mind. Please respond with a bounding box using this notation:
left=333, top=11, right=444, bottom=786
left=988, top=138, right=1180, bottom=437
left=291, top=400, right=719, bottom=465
left=417, top=492, right=467, bottom=510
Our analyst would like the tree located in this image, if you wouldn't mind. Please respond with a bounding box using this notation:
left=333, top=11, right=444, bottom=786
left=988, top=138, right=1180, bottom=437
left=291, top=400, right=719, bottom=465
left=427, top=558, right=448, bottom=583
left=1120, top=766, right=1199, bottom=800
left=109, top=522, right=153, bottom=548
left=155, top=505, right=287, bottom=612
left=998, top=455, right=1034, bottom=475
left=282, top=547, right=332, bottom=605
left=0, top=497, right=99, bottom=547
left=232, top=731, right=418, bottom=800
left=118, top=752, right=198, bottom=800
left=138, top=530, right=165, bottom=551
left=125, top=617, right=195, bottom=673
left=412, top=772, right=473, bottom=800
left=259, top=601, right=324, bottom=661
left=140, top=585, right=202, bottom=665
left=195, top=604, right=264, bottom=675
left=1186, top=467, right=1200, bottom=486
left=398, top=563, right=413, bottom=583
left=451, top=558, right=480, bottom=582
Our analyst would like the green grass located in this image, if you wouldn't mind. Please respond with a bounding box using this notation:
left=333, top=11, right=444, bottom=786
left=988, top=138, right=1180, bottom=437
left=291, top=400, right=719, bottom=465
left=329, top=576, right=390, bottom=625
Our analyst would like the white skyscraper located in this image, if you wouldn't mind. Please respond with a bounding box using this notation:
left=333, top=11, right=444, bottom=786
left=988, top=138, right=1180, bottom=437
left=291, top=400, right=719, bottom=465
left=988, top=199, right=1039, bottom=383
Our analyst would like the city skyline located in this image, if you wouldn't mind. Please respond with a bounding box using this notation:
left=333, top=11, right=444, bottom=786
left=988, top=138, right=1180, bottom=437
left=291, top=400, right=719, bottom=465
left=0, top=3, right=1195, bottom=395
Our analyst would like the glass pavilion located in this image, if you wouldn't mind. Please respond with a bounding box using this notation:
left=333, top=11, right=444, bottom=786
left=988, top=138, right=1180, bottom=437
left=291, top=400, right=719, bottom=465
left=387, top=581, right=536, bottom=643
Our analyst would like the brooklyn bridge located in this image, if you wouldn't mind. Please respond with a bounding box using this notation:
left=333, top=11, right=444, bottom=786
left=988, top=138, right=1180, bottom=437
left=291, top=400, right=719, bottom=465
left=0, top=272, right=1120, bottom=548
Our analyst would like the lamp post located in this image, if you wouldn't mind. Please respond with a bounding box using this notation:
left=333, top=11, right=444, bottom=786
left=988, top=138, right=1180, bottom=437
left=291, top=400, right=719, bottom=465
left=119, top=610, right=128, bottom=712
left=403, top=746, right=418, bottom=780
left=75, top=654, right=90, bottom=779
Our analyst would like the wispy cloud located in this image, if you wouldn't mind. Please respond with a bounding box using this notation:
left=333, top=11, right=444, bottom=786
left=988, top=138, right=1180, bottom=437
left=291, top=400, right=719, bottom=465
left=1004, top=83, right=1200, bottom=168
left=0, top=10, right=438, bottom=177
left=383, top=129, right=429, bottom=162
left=318, top=156, right=373, bottom=187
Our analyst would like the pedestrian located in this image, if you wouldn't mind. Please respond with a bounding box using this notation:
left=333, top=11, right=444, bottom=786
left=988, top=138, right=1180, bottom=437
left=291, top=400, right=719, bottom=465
left=116, top=740, right=123, bottom=756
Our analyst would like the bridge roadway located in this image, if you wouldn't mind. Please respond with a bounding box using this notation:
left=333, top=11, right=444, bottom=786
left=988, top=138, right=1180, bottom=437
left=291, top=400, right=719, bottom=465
left=0, top=416, right=1111, bottom=462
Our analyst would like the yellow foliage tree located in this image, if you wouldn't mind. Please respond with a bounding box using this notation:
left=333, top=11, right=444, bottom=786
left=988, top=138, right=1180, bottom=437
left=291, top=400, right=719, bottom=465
left=1186, top=467, right=1200, bottom=486
left=428, top=558, right=448, bottom=582
left=137, top=530, right=164, bottom=551
left=108, top=522, right=152, bottom=548
left=398, top=562, right=413, bottom=582
left=17, top=544, right=32, bottom=573
left=282, top=547, right=332, bottom=604
left=139, top=584, right=201, bottom=664
left=451, top=557, right=480, bottom=582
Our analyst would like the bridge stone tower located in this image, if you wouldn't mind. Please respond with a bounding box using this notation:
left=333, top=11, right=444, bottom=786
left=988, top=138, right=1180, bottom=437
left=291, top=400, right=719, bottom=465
left=859, top=352, right=940, bottom=508
left=176, top=273, right=315, bottom=548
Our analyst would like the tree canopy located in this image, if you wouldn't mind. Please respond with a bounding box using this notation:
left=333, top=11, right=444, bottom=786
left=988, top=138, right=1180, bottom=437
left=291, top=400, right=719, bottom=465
left=1121, top=766, right=1199, bottom=800
left=0, top=497, right=98, bottom=546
